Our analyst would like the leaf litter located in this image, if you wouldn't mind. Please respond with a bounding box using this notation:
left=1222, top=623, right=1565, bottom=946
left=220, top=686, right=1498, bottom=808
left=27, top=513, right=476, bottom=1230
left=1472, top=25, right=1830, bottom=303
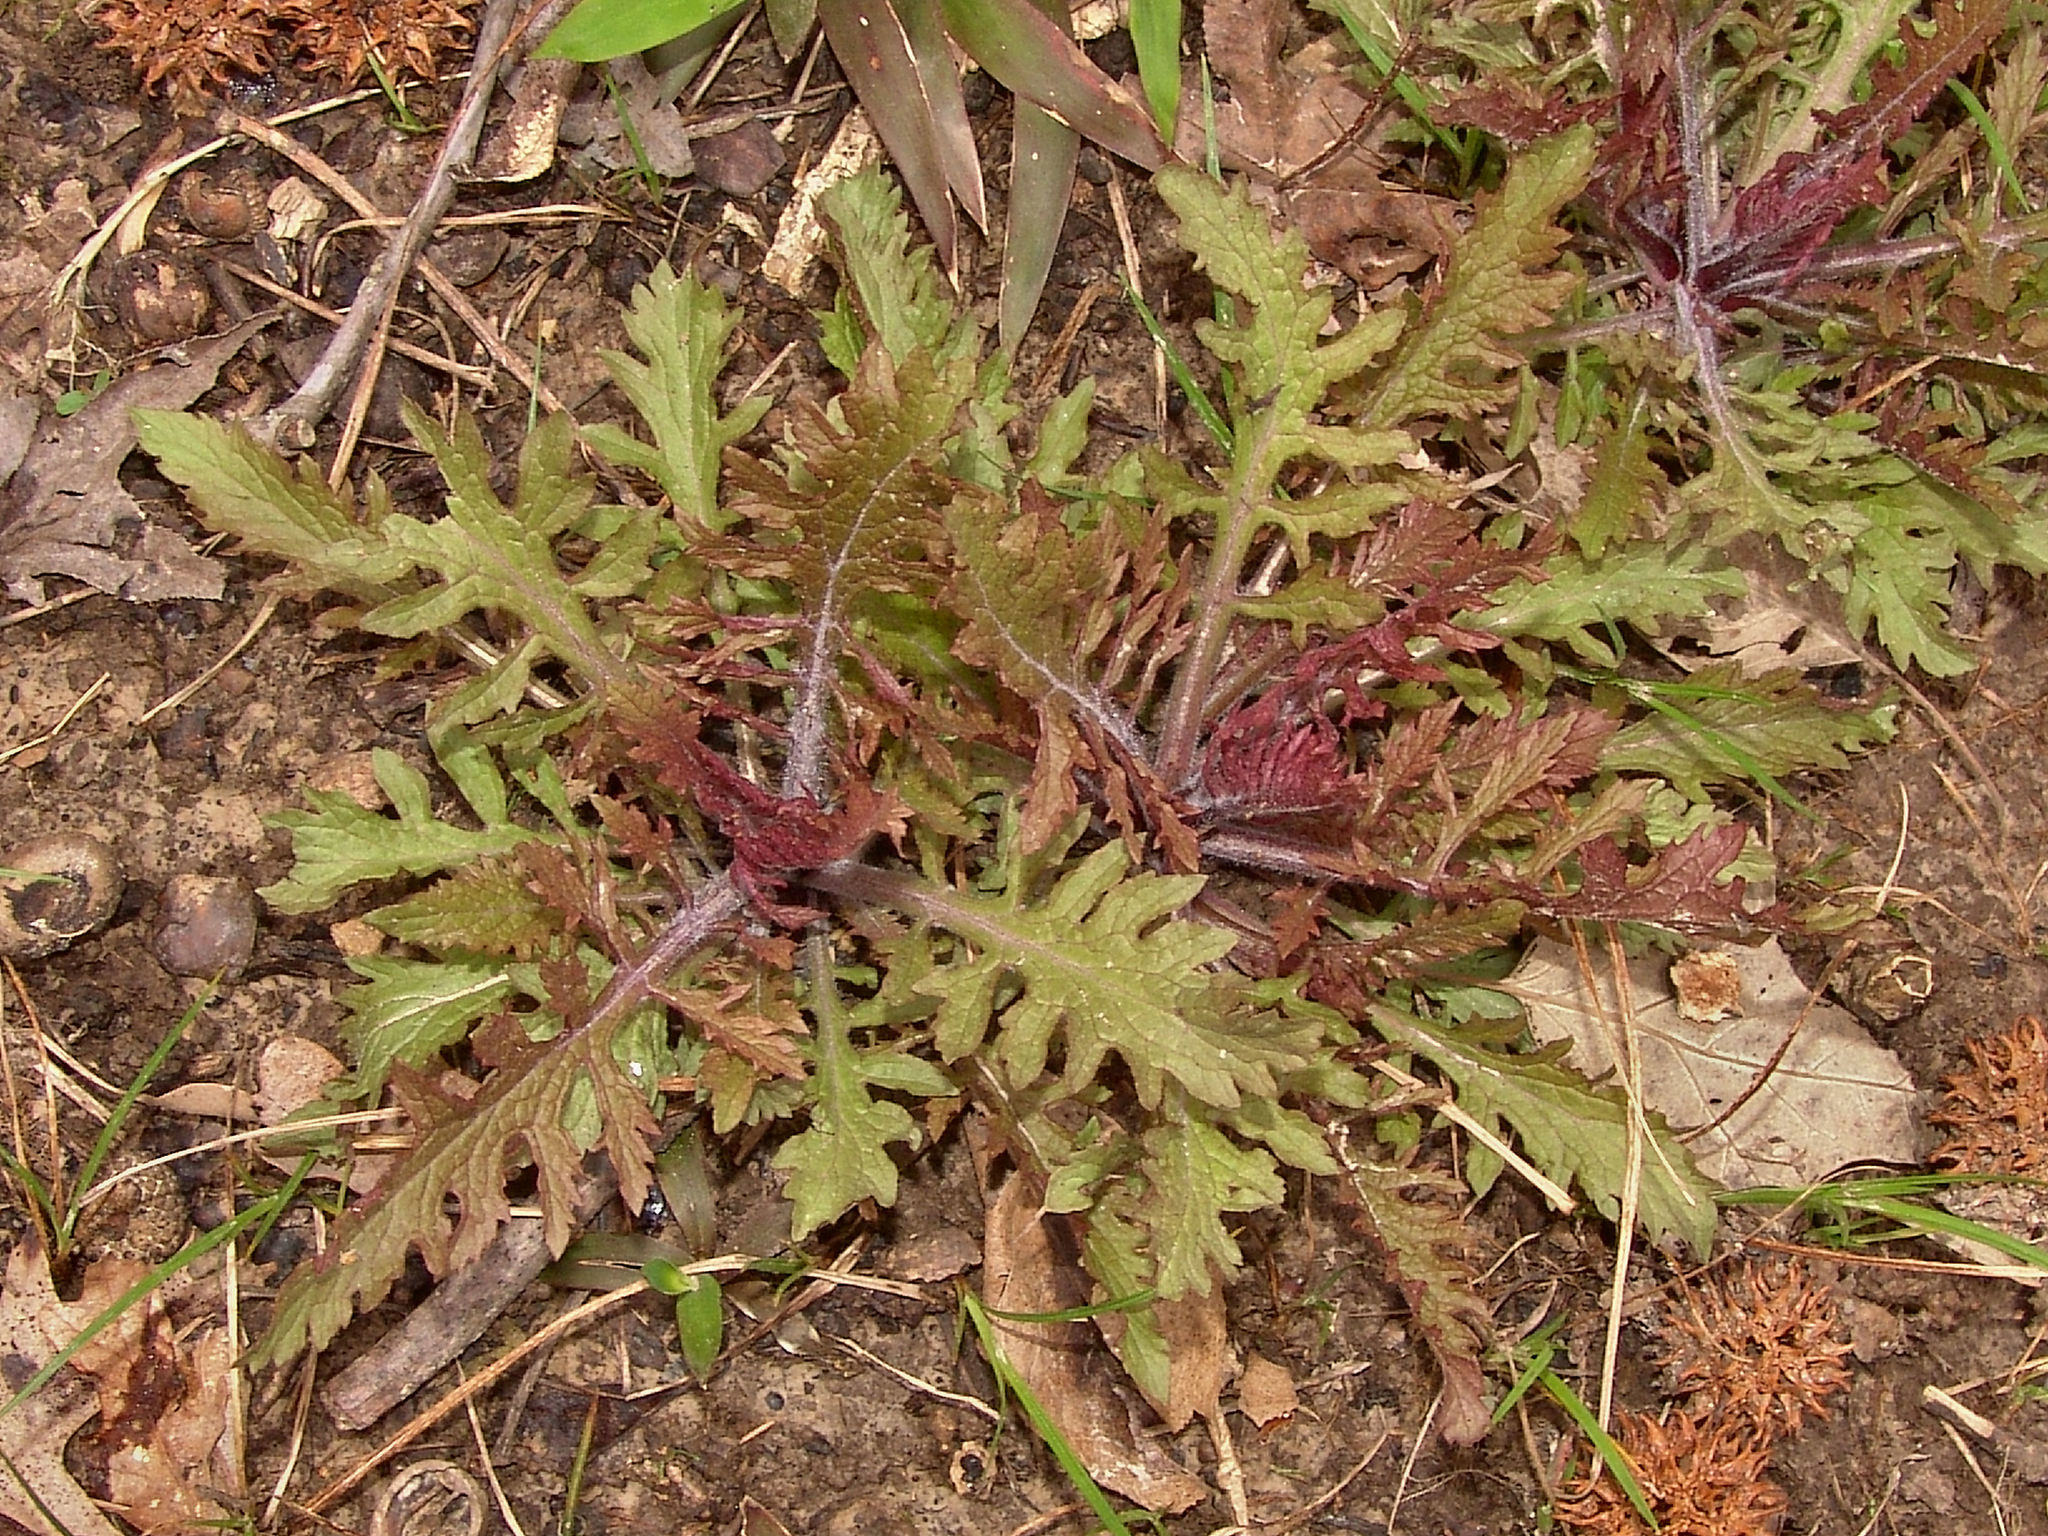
left=1516, top=935, right=1924, bottom=1186
left=0, top=316, right=269, bottom=603
left=0, top=1235, right=241, bottom=1536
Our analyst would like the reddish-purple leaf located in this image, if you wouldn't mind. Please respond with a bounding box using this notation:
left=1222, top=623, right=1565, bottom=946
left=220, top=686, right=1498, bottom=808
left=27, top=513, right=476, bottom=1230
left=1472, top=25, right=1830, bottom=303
left=1546, top=823, right=1752, bottom=929
left=817, top=0, right=964, bottom=271
left=939, top=0, right=1166, bottom=170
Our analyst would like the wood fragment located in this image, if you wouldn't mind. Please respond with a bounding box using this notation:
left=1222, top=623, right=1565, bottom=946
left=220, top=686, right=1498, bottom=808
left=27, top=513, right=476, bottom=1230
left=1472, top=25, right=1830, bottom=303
left=322, top=1164, right=616, bottom=1432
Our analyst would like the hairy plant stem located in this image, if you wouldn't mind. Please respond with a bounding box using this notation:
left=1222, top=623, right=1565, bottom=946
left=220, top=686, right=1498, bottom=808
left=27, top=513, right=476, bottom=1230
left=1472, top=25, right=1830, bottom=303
left=590, top=872, right=744, bottom=1028
left=1154, top=405, right=1290, bottom=790
left=811, top=859, right=954, bottom=922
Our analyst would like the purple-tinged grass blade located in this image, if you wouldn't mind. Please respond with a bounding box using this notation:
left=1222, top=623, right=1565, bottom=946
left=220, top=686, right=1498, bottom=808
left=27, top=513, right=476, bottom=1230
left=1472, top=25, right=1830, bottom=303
left=818, top=0, right=962, bottom=273
left=939, top=0, right=1167, bottom=170
left=1001, top=102, right=1079, bottom=351
left=998, top=0, right=1081, bottom=351
left=765, top=0, right=817, bottom=59
left=896, top=0, right=988, bottom=236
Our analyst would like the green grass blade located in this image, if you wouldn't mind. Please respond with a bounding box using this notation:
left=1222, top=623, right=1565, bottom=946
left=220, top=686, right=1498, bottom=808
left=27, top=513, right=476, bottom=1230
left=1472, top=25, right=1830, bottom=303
left=1, top=1155, right=315, bottom=1421
left=1622, top=683, right=1820, bottom=823
left=1128, top=0, right=1180, bottom=142
left=979, top=1288, right=1155, bottom=1324
left=1949, top=80, right=2033, bottom=214
left=601, top=66, right=663, bottom=200
left=1538, top=1365, right=1658, bottom=1528
left=1724, top=1176, right=2048, bottom=1273
left=538, top=0, right=747, bottom=60
left=67, top=992, right=204, bottom=1245
left=1121, top=281, right=1231, bottom=450
left=1490, top=1338, right=1555, bottom=1427
left=0, top=1146, right=59, bottom=1234
left=961, top=1287, right=1152, bottom=1536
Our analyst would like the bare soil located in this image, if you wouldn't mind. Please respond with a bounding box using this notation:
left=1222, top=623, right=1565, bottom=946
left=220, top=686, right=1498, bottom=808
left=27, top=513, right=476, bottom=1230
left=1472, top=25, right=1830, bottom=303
left=6, top=7, right=2048, bottom=1534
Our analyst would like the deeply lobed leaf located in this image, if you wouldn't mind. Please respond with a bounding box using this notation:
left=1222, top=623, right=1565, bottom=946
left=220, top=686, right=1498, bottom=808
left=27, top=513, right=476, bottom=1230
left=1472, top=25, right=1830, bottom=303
left=580, top=261, right=771, bottom=534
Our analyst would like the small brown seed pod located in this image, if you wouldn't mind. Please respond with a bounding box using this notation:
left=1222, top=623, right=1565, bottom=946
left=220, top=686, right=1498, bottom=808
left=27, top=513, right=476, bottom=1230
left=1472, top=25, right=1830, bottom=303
left=178, top=171, right=260, bottom=241
left=115, top=252, right=213, bottom=345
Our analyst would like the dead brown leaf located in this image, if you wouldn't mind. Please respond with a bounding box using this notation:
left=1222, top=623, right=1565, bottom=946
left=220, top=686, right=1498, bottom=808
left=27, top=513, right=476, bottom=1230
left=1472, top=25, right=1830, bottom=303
left=1195, top=0, right=1458, bottom=288
left=256, top=1034, right=347, bottom=1123
left=40, top=1249, right=241, bottom=1534
left=475, top=57, right=580, bottom=183
left=1098, top=1280, right=1230, bottom=1434
left=1236, top=1352, right=1299, bottom=1427
left=99, top=1321, right=241, bottom=1533
left=0, top=1236, right=127, bottom=1536
left=980, top=1174, right=1209, bottom=1513
left=557, top=56, right=693, bottom=179
left=1516, top=936, right=1925, bottom=1185
left=0, top=315, right=271, bottom=604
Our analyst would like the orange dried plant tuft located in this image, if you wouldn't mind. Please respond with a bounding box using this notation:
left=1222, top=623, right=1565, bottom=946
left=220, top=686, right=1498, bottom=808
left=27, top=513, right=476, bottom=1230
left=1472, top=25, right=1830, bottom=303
left=273, top=0, right=474, bottom=90
left=96, top=0, right=474, bottom=105
left=1928, top=1014, right=2048, bottom=1174
left=1555, top=1409, right=1790, bottom=1536
left=1652, top=1256, right=1852, bottom=1435
left=94, top=0, right=284, bottom=104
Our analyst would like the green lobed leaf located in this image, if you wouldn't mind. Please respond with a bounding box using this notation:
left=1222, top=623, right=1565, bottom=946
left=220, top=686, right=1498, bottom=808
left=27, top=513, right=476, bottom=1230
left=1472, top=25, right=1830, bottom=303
left=1341, top=1156, right=1496, bottom=1446
left=252, top=1025, right=643, bottom=1369
left=1602, top=665, right=1896, bottom=800
left=819, top=168, right=975, bottom=368
left=726, top=345, right=974, bottom=795
left=1842, top=485, right=1980, bottom=676
left=774, top=944, right=928, bottom=1240
left=254, top=878, right=744, bottom=1370
left=364, top=407, right=634, bottom=698
left=942, top=491, right=1155, bottom=764
left=1220, top=1098, right=1340, bottom=1174
left=1136, top=1110, right=1284, bottom=1298
left=336, top=953, right=520, bottom=1104
left=1150, top=165, right=1413, bottom=780
left=580, top=261, right=770, bottom=534
left=828, top=849, right=1323, bottom=1110
left=1363, top=128, right=1596, bottom=428
left=259, top=749, right=540, bottom=914
left=1157, top=168, right=1409, bottom=440
left=1371, top=1004, right=1720, bottom=1254
left=1081, top=1200, right=1170, bottom=1405
left=131, top=409, right=407, bottom=598
left=1570, top=389, right=1668, bottom=560
left=1477, top=543, right=1745, bottom=666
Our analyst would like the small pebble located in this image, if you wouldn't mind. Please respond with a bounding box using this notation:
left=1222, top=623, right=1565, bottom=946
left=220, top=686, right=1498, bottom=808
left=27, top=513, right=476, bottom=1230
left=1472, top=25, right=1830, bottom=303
left=0, top=835, right=124, bottom=959
left=693, top=119, right=785, bottom=198
left=430, top=226, right=510, bottom=288
left=152, top=872, right=257, bottom=980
